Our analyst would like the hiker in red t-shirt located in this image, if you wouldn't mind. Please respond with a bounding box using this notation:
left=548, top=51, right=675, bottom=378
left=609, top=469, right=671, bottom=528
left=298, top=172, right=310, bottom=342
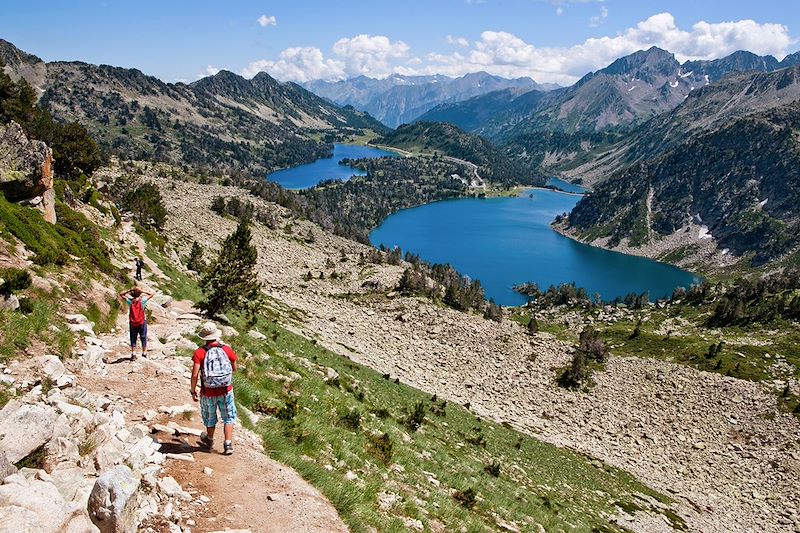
left=190, top=322, right=238, bottom=455
left=119, top=286, right=154, bottom=361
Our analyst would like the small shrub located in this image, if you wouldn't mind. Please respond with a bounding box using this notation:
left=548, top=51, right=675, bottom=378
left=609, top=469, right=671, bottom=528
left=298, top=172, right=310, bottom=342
left=453, top=487, right=477, bottom=509
left=430, top=400, right=447, bottom=417
left=629, top=320, right=642, bottom=339
left=527, top=316, right=539, bottom=335
left=370, top=407, right=390, bottom=419
left=277, top=396, right=299, bottom=420
left=79, top=435, right=99, bottom=457
left=484, top=461, right=501, bottom=477
left=483, top=299, right=503, bottom=322
left=465, top=432, right=487, bottom=448
left=17, top=297, right=34, bottom=314
left=404, top=401, right=426, bottom=432
left=558, top=351, right=588, bottom=389
left=366, top=432, right=393, bottom=465
left=336, top=407, right=362, bottom=430
left=0, top=268, right=32, bottom=293
left=40, top=376, right=54, bottom=395
left=578, top=326, right=607, bottom=362
left=210, top=196, right=226, bottom=216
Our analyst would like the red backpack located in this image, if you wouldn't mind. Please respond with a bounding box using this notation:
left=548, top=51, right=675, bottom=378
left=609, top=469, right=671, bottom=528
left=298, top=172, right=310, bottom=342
left=129, top=298, right=145, bottom=326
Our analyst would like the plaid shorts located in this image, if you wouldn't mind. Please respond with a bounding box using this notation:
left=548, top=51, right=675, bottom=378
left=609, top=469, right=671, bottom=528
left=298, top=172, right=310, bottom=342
left=200, top=391, right=237, bottom=427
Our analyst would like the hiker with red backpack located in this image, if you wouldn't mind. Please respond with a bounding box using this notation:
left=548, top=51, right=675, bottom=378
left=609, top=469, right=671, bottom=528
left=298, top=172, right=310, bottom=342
left=119, top=286, right=154, bottom=360
left=191, top=322, right=237, bottom=455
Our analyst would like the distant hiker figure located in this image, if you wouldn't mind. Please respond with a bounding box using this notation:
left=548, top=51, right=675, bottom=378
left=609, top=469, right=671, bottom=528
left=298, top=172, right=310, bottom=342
left=134, top=257, right=145, bottom=281
left=119, top=286, right=153, bottom=360
left=191, top=322, right=238, bottom=455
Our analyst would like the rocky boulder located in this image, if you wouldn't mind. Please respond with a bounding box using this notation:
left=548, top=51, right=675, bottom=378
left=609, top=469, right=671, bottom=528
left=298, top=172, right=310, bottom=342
left=0, top=121, right=56, bottom=223
left=0, top=475, right=96, bottom=532
left=0, top=400, right=58, bottom=463
left=87, top=465, right=140, bottom=533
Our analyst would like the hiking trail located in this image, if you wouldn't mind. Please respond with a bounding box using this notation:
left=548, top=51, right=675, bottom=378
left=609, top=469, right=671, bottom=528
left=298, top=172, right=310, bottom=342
left=72, top=226, right=349, bottom=533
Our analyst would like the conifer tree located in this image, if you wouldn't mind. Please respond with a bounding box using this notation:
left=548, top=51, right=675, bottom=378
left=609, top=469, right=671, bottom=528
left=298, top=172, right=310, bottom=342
left=199, top=219, right=263, bottom=319
left=527, top=316, right=538, bottom=335
left=186, top=241, right=205, bottom=272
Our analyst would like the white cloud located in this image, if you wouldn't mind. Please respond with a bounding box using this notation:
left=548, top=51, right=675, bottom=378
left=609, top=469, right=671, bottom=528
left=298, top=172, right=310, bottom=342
left=589, top=6, right=608, bottom=28
left=196, top=65, right=220, bottom=80
left=242, top=47, right=344, bottom=81
left=555, top=7, right=564, bottom=16
left=257, top=14, right=276, bottom=27
left=243, top=34, right=409, bottom=81
left=446, top=35, right=470, bottom=48
left=243, top=13, right=795, bottom=85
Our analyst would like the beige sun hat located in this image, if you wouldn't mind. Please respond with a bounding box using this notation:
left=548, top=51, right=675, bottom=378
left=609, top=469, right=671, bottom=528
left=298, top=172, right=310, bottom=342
left=198, top=322, right=221, bottom=341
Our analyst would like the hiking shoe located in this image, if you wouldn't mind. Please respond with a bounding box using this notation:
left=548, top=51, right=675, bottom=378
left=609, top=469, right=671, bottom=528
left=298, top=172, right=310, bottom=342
left=130, top=354, right=137, bottom=361
left=199, top=433, right=214, bottom=449
left=223, top=442, right=233, bottom=455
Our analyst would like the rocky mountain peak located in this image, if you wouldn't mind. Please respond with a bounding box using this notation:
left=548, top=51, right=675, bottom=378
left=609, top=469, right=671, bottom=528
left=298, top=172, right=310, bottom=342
left=600, top=46, right=678, bottom=82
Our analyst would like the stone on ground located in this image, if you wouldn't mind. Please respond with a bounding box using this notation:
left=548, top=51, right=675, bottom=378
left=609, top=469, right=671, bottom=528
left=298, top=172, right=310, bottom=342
left=87, top=465, right=140, bottom=533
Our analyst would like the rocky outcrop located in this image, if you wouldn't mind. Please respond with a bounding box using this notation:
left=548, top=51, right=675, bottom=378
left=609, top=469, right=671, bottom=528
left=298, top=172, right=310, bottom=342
left=88, top=465, right=140, bottom=533
left=0, top=120, right=56, bottom=223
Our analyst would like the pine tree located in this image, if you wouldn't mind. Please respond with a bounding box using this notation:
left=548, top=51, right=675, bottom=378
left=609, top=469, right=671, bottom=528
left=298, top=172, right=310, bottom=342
left=186, top=241, right=205, bottom=272
left=199, top=219, right=263, bottom=319
left=527, top=316, right=539, bottom=335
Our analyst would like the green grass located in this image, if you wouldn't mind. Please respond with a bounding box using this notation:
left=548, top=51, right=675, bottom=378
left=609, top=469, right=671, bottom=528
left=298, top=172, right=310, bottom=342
left=0, top=195, right=117, bottom=275
left=227, top=314, right=683, bottom=533
left=83, top=294, right=121, bottom=335
left=0, top=288, right=74, bottom=361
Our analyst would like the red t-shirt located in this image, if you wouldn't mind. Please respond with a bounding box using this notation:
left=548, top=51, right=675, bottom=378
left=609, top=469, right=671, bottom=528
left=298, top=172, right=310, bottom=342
left=192, top=342, right=237, bottom=397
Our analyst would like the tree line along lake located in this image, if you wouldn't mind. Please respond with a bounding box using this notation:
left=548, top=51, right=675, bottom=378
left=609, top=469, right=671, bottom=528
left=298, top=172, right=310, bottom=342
left=267, top=144, right=701, bottom=306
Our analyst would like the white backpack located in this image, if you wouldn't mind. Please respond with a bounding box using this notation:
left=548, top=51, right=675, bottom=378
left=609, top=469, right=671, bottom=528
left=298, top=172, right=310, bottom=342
left=201, top=345, right=232, bottom=388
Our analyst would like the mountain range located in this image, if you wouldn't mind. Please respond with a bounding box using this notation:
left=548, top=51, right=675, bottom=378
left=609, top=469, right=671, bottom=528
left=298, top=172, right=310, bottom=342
left=303, top=72, right=554, bottom=128
left=419, top=47, right=800, bottom=176
left=0, top=39, right=386, bottom=177
left=562, top=65, right=800, bottom=265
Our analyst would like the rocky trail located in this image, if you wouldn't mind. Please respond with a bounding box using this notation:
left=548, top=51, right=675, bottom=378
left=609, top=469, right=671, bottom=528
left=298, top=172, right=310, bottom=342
left=0, top=221, right=348, bottom=532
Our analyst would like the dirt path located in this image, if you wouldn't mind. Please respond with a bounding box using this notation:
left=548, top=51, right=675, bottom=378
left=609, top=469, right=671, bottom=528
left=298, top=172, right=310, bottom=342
left=71, top=242, right=348, bottom=532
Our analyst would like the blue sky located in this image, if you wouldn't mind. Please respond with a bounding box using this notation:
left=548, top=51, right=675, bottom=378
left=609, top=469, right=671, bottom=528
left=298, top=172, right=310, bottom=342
left=2, top=1, right=798, bottom=84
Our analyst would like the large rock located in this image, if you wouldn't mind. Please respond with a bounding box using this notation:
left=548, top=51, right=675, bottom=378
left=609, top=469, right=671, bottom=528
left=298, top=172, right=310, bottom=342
left=39, top=355, right=66, bottom=381
left=0, top=400, right=58, bottom=463
left=0, top=294, right=18, bottom=312
left=87, top=465, right=140, bottom=533
left=0, top=121, right=56, bottom=223
left=0, top=477, right=96, bottom=532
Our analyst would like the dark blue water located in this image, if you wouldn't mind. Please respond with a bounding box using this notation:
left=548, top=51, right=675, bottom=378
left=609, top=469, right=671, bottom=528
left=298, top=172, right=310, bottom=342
left=266, top=144, right=399, bottom=189
left=546, top=177, right=587, bottom=194
left=370, top=190, right=701, bottom=306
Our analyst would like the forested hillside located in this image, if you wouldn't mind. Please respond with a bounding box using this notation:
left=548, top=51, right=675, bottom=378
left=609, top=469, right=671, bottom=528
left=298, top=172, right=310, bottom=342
left=0, top=39, right=386, bottom=178
left=377, top=122, right=543, bottom=186
left=565, top=102, right=800, bottom=265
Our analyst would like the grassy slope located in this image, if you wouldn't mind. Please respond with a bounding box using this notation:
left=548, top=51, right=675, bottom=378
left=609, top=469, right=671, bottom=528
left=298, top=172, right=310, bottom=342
left=229, top=316, right=683, bottom=533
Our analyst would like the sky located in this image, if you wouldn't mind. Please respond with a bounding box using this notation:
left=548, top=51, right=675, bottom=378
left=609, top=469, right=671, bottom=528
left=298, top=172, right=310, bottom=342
left=1, top=1, right=798, bottom=86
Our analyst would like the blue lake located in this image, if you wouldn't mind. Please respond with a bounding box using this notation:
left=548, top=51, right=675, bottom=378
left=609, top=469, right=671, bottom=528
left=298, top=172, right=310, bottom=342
left=370, top=190, right=701, bottom=306
left=266, top=144, right=399, bottom=189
